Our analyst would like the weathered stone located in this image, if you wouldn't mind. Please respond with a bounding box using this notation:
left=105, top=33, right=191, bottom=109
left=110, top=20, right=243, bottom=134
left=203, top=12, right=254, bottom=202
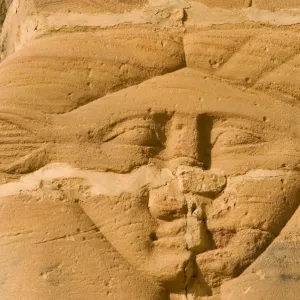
left=0, top=1, right=300, bottom=300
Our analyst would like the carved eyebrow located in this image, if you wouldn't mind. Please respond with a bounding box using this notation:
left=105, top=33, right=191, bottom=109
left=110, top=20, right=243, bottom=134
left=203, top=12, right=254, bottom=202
left=210, top=114, right=275, bottom=132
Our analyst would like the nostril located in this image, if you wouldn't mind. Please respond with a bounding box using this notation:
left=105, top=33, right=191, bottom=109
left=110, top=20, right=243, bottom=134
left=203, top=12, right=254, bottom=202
left=168, top=157, right=204, bottom=173
left=191, top=203, right=197, bottom=213
left=149, top=232, right=158, bottom=241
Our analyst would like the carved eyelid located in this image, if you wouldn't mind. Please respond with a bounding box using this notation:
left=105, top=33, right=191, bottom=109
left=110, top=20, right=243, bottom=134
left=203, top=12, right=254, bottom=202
left=212, top=128, right=263, bottom=147
left=102, top=118, right=159, bottom=143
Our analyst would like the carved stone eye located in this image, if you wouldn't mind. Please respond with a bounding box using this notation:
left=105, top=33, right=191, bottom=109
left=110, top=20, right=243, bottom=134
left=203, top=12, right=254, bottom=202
left=214, top=129, right=262, bottom=147
left=110, top=126, right=161, bottom=147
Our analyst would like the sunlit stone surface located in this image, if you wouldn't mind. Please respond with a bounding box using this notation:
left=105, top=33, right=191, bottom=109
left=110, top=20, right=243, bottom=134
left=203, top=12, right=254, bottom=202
left=0, top=1, right=300, bottom=299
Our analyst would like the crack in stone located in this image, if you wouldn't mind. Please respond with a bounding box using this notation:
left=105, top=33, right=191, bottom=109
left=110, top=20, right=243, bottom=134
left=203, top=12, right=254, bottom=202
left=0, top=230, right=34, bottom=239
left=35, top=227, right=98, bottom=245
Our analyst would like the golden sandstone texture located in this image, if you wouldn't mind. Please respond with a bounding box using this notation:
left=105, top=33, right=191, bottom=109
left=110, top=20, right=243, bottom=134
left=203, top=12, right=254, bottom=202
left=0, top=1, right=300, bottom=300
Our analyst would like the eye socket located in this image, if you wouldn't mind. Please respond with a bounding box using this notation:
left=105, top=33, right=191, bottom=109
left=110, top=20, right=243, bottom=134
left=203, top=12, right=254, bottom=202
left=105, top=126, right=162, bottom=148
left=214, top=129, right=262, bottom=147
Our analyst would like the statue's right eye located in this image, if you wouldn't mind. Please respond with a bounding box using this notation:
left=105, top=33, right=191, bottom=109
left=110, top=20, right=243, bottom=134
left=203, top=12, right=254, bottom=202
left=106, top=126, right=162, bottom=148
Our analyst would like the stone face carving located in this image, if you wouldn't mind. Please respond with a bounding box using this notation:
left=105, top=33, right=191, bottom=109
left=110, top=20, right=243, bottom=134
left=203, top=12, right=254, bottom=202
left=0, top=1, right=300, bottom=300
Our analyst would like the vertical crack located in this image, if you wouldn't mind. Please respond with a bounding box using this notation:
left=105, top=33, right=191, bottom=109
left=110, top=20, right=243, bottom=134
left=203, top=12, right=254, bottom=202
left=183, top=255, right=197, bottom=300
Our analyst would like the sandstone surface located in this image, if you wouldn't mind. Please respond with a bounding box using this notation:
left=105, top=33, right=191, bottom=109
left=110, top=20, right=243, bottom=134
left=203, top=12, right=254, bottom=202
left=0, top=1, right=300, bottom=300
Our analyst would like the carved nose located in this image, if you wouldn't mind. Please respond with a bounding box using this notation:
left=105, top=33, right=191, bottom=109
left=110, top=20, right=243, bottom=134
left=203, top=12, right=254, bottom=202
left=176, top=165, right=227, bottom=197
left=166, top=115, right=199, bottom=161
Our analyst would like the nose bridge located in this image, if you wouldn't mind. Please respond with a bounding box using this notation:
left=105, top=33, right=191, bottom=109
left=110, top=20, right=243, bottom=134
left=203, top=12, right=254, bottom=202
left=167, top=114, right=199, bottom=161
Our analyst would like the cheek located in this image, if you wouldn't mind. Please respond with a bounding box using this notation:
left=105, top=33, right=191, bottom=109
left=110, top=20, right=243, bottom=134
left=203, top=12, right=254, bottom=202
left=207, top=174, right=300, bottom=234
left=80, top=192, right=158, bottom=249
